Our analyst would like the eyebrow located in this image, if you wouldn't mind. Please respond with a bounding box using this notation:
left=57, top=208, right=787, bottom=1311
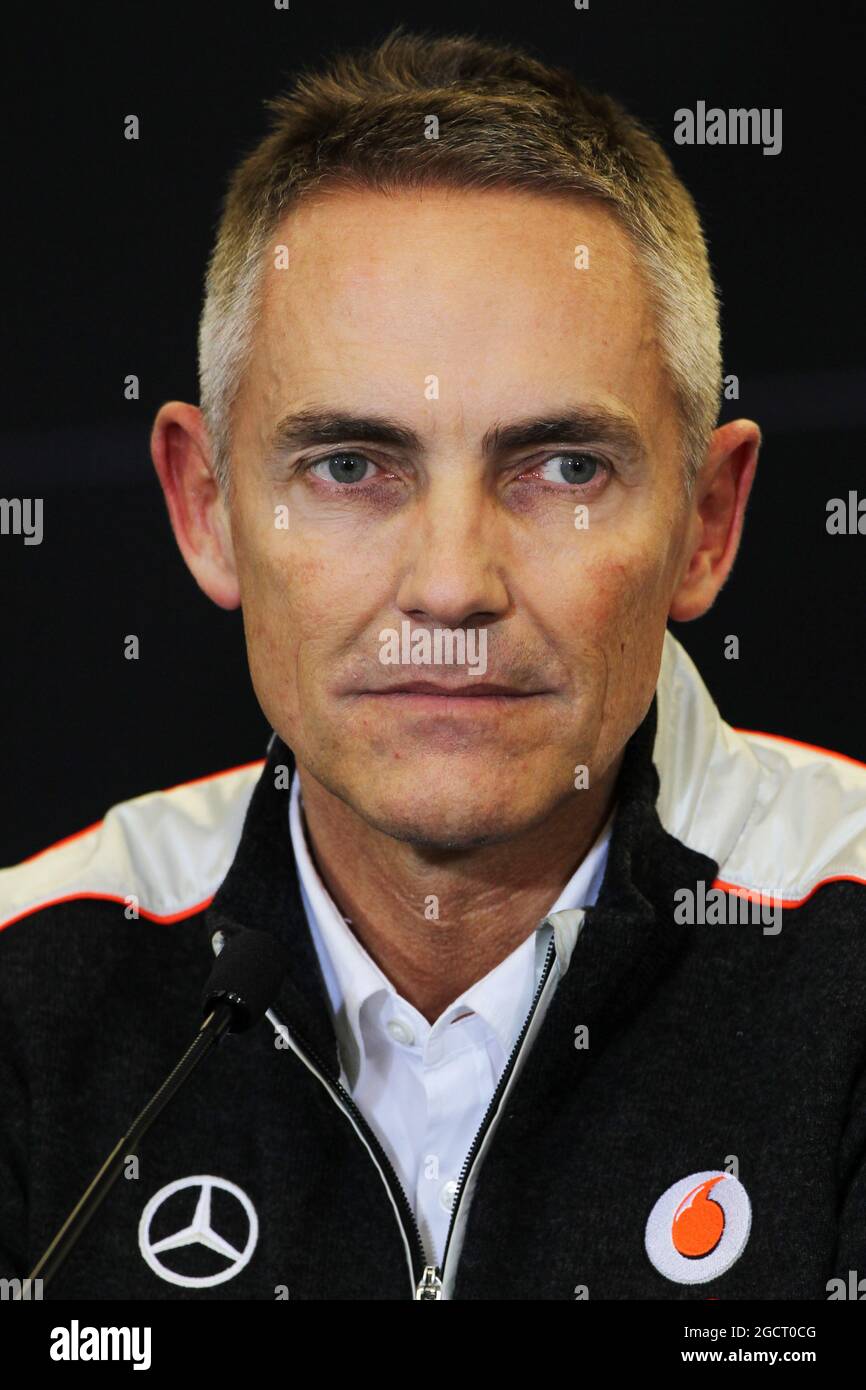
left=482, top=407, right=646, bottom=465
left=266, top=410, right=422, bottom=463
left=265, top=404, right=647, bottom=469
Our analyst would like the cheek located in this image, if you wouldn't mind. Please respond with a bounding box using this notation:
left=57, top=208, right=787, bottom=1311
left=604, top=550, right=668, bottom=631
left=565, top=535, right=671, bottom=630
left=230, top=528, right=318, bottom=697
left=235, top=528, right=384, bottom=698
left=602, top=550, right=676, bottom=706
left=552, top=532, right=676, bottom=706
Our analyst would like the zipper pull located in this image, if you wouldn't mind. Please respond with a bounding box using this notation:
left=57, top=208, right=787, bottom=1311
left=414, top=1265, right=443, bottom=1300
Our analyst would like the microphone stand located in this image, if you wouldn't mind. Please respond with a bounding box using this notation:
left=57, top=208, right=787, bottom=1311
left=20, top=1003, right=234, bottom=1295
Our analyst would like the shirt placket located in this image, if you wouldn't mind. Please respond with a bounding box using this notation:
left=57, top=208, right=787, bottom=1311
left=416, top=1013, right=502, bottom=1268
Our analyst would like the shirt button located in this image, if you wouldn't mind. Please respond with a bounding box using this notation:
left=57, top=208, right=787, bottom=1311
left=386, top=1017, right=415, bottom=1046
left=439, top=1179, right=459, bottom=1213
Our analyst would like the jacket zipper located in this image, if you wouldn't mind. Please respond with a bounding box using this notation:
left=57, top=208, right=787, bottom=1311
left=435, top=932, right=557, bottom=1293
left=265, top=1003, right=431, bottom=1294
left=212, top=926, right=557, bottom=1300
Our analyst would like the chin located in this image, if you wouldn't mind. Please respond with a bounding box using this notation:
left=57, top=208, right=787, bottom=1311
left=358, top=805, right=529, bottom=852
left=345, top=766, right=552, bottom=851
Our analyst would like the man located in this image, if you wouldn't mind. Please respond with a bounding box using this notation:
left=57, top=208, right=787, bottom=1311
left=1, top=29, right=864, bottom=1301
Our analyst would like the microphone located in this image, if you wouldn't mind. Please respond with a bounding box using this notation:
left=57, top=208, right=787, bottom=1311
left=202, top=926, right=289, bottom=1031
left=23, top=928, right=290, bottom=1293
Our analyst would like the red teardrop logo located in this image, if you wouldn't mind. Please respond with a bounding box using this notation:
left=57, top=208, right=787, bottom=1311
left=671, top=1176, right=726, bottom=1258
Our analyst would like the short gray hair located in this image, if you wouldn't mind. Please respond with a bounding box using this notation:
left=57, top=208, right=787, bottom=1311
left=198, top=28, right=722, bottom=497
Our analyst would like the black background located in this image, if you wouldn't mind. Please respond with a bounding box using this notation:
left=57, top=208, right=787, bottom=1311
left=2, top=0, right=864, bottom=862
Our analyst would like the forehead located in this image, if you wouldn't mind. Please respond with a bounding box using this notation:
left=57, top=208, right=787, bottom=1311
left=243, top=186, right=668, bottom=435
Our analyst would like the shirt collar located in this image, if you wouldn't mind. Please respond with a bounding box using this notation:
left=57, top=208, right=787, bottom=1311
left=288, top=774, right=389, bottom=1056
left=288, top=771, right=615, bottom=1063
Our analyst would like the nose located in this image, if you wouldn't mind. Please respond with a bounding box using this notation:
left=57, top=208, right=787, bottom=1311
left=394, top=473, right=510, bottom=628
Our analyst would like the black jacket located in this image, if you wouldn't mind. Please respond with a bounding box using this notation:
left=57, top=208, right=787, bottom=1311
left=1, top=633, right=865, bottom=1299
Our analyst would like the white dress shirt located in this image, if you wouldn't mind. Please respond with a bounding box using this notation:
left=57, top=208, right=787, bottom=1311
left=288, top=773, right=614, bottom=1269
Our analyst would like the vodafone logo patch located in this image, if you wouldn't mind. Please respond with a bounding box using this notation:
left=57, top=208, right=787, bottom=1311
left=645, top=1171, right=751, bottom=1284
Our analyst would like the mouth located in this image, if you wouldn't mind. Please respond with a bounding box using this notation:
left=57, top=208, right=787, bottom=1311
left=364, top=680, right=540, bottom=697
left=352, top=680, right=550, bottom=712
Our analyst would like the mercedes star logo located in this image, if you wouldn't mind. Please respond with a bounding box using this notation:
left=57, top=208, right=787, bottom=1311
left=138, top=1175, right=259, bottom=1288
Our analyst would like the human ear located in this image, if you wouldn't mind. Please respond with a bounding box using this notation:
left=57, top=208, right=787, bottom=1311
left=668, top=419, right=761, bottom=622
left=150, top=400, right=241, bottom=611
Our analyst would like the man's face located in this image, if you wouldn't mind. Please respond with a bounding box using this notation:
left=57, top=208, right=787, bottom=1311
left=227, top=187, right=689, bottom=848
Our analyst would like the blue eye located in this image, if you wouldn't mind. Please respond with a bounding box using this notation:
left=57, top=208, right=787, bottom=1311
left=311, top=453, right=373, bottom=484
left=540, top=453, right=601, bottom=485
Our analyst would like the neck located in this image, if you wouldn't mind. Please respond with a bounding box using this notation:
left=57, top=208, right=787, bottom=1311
left=296, top=761, right=621, bottom=1023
